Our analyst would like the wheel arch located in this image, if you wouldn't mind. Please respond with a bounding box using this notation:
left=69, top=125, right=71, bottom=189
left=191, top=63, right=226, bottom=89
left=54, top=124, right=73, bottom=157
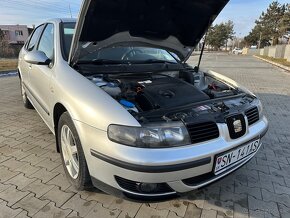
left=53, top=102, right=68, bottom=152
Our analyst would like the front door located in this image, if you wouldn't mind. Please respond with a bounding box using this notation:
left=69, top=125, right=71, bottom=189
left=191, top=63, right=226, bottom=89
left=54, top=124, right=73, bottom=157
left=28, top=23, right=55, bottom=128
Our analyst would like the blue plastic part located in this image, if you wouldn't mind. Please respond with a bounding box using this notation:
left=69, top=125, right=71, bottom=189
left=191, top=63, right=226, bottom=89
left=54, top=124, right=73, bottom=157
left=120, top=99, right=135, bottom=108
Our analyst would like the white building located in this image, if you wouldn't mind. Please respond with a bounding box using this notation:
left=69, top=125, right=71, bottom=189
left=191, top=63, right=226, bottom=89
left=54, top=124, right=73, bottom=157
left=0, top=25, right=29, bottom=45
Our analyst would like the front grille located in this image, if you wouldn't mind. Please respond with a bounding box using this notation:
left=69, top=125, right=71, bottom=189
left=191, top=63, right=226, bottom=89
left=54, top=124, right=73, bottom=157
left=115, top=176, right=174, bottom=194
left=186, top=122, right=219, bottom=144
left=245, top=107, right=259, bottom=125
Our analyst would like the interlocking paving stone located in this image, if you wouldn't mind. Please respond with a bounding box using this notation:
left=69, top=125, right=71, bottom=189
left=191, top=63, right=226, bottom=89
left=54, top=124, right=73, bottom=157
left=233, top=203, right=249, bottom=218
left=0, top=146, right=19, bottom=157
left=20, top=154, right=47, bottom=166
left=1, top=54, right=290, bottom=217
left=0, top=158, right=27, bottom=171
left=278, top=204, right=290, bottom=218
left=185, top=190, right=206, bottom=209
left=135, top=204, right=169, bottom=218
left=35, top=158, right=60, bottom=171
left=61, top=194, right=97, bottom=217
left=0, top=199, right=24, bottom=218
left=85, top=190, right=117, bottom=208
left=5, top=173, right=36, bottom=189
left=109, top=198, right=142, bottom=218
left=0, top=185, right=29, bottom=207
left=14, top=163, right=41, bottom=177
left=248, top=196, right=280, bottom=217
left=183, top=203, right=202, bottom=218
left=156, top=200, right=188, bottom=217
left=262, top=188, right=290, bottom=208
left=203, top=199, right=234, bottom=218
left=13, top=193, right=50, bottom=217
left=33, top=202, right=72, bottom=218
left=66, top=211, right=81, bottom=218
left=22, top=179, right=55, bottom=198
left=47, top=174, right=71, bottom=190
left=40, top=186, right=75, bottom=207
left=84, top=203, right=121, bottom=218
left=0, top=155, right=11, bottom=165
left=273, top=183, right=290, bottom=195
left=14, top=211, right=30, bottom=218
left=200, top=209, right=217, bottom=218
left=9, top=150, right=31, bottom=160
left=29, top=168, right=59, bottom=183
left=235, top=182, right=263, bottom=200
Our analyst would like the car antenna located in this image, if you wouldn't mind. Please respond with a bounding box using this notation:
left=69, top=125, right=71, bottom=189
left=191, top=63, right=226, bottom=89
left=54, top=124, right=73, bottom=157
left=195, top=33, right=207, bottom=73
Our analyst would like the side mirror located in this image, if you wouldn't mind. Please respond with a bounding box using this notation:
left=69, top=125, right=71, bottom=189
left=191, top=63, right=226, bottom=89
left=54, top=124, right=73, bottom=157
left=24, top=50, right=51, bottom=65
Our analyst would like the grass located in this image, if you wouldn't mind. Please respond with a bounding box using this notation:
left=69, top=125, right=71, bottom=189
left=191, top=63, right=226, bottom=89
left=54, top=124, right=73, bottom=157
left=0, top=59, right=18, bottom=72
left=257, top=55, right=290, bottom=68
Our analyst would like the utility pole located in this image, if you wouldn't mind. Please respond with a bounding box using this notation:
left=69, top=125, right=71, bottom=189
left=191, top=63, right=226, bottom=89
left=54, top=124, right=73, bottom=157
left=258, top=32, right=262, bottom=49
left=69, top=4, right=73, bottom=18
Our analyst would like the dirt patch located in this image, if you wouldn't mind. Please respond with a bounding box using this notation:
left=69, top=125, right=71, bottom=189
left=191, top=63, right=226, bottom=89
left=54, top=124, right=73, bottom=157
left=0, top=59, right=18, bottom=72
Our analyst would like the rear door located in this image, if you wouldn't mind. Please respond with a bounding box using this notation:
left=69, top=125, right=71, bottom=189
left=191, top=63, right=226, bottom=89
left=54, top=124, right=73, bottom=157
left=28, top=23, right=55, bottom=128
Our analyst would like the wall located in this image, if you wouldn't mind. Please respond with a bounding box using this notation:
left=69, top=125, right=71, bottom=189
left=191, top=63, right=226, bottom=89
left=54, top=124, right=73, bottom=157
left=276, top=45, right=286, bottom=59
left=245, top=45, right=290, bottom=62
left=285, top=45, right=290, bottom=62
left=243, top=48, right=260, bottom=56
left=268, top=46, right=276, bottom=58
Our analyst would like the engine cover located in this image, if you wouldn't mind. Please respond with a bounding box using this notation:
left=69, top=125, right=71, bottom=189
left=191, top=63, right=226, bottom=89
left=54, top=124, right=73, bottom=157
left=136, top=77, right=210, bottom=110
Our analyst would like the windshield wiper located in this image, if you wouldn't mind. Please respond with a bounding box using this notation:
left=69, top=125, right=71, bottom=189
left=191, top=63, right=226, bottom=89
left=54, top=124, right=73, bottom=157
left=76, top=59, right=130, bottom=65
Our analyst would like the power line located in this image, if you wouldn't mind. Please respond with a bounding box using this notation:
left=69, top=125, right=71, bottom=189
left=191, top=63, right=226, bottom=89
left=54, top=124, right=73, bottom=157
left=1, top=0, right=80, bottom=14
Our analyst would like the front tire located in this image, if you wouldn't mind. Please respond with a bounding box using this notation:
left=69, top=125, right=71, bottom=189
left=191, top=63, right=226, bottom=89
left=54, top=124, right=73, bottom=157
left=20, top=78, right=34, bottom=109
left=58, top=112, right=91, bottom=190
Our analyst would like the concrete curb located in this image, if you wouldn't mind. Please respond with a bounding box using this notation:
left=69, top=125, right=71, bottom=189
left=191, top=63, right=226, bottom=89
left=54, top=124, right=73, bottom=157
left=0, top=71, right=18, bottom=78
left=254, top=55, right=290, bottom=72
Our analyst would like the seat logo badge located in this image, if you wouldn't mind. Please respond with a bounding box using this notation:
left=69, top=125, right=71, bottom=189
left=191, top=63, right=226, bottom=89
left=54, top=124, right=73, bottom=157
left=233, top=119, right=243, bottom=133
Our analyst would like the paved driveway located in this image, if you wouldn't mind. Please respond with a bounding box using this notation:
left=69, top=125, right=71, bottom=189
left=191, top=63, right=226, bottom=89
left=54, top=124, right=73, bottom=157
left=0, top=53, right=290, bottom=218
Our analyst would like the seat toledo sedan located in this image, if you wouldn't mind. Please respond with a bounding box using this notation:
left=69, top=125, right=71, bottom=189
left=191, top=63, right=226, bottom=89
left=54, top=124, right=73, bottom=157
left=18, top=0, right=268, bottom=198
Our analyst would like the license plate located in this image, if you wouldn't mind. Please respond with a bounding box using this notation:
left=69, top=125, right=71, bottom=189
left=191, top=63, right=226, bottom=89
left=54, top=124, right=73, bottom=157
left=214, top=139, right=260, bottom=175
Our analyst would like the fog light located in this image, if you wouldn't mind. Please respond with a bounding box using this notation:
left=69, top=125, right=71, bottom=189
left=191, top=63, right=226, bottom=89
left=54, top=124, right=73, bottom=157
left=138, top=183, right=158, bottom=193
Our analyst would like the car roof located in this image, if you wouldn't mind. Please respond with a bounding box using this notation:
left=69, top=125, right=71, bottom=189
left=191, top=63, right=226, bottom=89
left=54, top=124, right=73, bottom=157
left=46, top=18, right=77, bottom=24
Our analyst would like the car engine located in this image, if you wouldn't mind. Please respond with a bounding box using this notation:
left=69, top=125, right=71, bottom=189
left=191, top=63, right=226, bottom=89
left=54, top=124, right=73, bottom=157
left=86, top=70, right=256, bottom=124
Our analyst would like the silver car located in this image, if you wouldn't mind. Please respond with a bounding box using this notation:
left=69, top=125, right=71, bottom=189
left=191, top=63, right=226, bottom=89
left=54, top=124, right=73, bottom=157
left=18, top=0, right=268, bottom=198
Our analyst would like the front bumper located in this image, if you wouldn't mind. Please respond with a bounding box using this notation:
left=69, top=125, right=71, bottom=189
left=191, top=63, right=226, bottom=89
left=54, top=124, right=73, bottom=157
left=74, top=116, right=268, bottom=197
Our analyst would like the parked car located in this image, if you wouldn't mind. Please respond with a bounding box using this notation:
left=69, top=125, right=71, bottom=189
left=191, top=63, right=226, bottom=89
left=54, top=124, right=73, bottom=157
left=232, top=48, right=243, bottom=55
left=18, top=0, right=268, bottom=198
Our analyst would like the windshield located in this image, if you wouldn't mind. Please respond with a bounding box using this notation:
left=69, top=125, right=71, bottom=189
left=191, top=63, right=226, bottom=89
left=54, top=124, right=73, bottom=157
left=61, top=22, right=178, bottom=64
left=79, top=47, right=178, bottom=64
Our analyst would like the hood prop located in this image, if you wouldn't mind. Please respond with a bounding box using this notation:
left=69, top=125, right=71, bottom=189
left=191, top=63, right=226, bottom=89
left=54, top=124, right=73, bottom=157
left=195, top=33, right=207, bottom=73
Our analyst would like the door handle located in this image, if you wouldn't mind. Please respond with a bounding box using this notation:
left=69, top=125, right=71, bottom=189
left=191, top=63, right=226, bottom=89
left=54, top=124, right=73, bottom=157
left=29, top=65, right=32, bottom=69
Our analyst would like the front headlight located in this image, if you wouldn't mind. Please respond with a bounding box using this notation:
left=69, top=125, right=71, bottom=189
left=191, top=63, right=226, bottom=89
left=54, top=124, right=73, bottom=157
left=108, top=122, right=191, bottom=148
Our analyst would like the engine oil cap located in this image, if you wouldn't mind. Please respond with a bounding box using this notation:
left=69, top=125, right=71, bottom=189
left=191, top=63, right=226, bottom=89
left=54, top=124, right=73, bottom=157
left=120, top=100, right=135, bottom=108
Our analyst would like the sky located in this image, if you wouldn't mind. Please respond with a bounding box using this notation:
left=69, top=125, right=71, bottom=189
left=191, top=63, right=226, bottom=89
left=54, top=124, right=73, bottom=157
left=0, top=0, right=289, bottom=36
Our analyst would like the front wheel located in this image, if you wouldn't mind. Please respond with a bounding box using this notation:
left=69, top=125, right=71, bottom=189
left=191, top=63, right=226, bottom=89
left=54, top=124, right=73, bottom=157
left=58, top=112, right=91, bottom=190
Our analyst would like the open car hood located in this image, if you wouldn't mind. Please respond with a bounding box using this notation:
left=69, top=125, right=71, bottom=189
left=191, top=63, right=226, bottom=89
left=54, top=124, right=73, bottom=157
left=69, top=0, right=229, bottom=64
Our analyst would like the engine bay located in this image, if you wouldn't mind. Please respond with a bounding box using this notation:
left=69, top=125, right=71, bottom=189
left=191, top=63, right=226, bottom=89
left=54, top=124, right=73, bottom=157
left=86, top=70, right=256, bottom=123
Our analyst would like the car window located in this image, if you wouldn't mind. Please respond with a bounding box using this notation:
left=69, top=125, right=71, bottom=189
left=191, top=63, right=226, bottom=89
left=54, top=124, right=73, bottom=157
left=27, top=25, right=44, bottom=51
left=62, top=22, right=75, bottom=61
left=37, top=24, right=54, bottom=60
